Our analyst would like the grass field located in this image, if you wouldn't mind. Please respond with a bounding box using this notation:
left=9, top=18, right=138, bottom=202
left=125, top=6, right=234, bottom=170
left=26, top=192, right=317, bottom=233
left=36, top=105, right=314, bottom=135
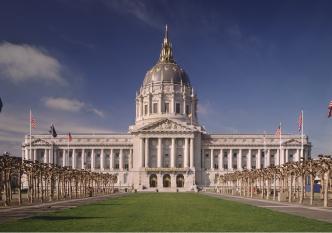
left=1, top=193, right=332, bottom=232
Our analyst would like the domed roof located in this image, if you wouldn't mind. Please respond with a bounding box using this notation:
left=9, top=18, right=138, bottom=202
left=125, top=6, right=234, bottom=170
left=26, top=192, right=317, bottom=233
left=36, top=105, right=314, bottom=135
left=143, top=25, right=191, bottom=87
left=143, top=62, right=190, bottom=86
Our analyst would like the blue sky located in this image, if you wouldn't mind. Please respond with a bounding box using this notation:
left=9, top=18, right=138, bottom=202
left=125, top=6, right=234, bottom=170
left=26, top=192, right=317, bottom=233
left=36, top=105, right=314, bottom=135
left=0, top=0, right=332, bottom=156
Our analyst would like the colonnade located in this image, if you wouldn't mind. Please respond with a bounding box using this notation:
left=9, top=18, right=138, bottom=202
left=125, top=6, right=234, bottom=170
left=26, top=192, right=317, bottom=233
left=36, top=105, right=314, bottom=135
left=23, top=148, right=133, bottom=171
left=140, top=137, right=194, bottom=169
left=203, top=148, right=305, bottom=171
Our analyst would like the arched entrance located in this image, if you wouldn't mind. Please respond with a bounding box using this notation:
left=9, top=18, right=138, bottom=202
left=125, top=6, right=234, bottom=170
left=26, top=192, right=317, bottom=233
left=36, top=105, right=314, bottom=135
left=176, top=174, right=184, bottom=188
left=163, top=174, right=171, bottom=188
left=149, top=174, right=157, bottom=188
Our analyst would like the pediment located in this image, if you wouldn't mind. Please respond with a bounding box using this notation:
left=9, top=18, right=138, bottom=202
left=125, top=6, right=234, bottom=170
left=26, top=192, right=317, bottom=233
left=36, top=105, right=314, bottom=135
left=130, top=119, right=200, bottom=134
left=31, top=138, right=51, bottom=146
left=283, top=138, right=301, bottom=145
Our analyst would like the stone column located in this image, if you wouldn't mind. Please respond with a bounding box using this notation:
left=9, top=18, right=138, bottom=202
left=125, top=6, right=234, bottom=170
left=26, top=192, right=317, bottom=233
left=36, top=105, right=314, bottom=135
left=219, top=149, right=223, bottom=171
left=157, top=138, right=162, bottom=168
left=119, top=149, right=123, bottom=170
left=140, top=97, right=143, bottom=118
left=24, top=148, right=27, bottom=160
left=33, top=149, right=37, bottom=162
left=190, top=138, right=194, bottom=168
left=91, top=149, right=95, bottom=171
left=280, top=148, right=284, bottom=165
left=296, top=149, right=300, bottom=162
left=247, top=149, right=252, bottom=170
left=210, top=149, right=214, bottom=170
left=184, top=138, right=189, bottom=168
left=130, top=149, right=133, bottom=169
left=82, top=149, right=85, bottom=169
left=159, top=92, right=163, bottom=113
left=257, top=149, right=261, bottom=169
left=101, top=149, right=104, bottom=171
left=285, top=149, right=289, bottom=163
left=228, top=149, right=233, bottom=171
left=44, top=149, right=48, bottom=163
left=171, top=94, right=175, bottom=114
left=145, top=138, right=149, bottom=167
left=48, top=149, right=52, bottom=164
left=72, top=149, right=76, bottom=169
left=110, top=149, right=113, bottom=170
left=148, top=93, right=152, bottom=116
left=238, top=149, right=242, bottom=171
left=266, top=149, right=270, bottom=168
left=62, top=149, right=66, bottom=167
left=140, top=138, right=144, bottom=167
left=171, top=138, right=175, bottom=167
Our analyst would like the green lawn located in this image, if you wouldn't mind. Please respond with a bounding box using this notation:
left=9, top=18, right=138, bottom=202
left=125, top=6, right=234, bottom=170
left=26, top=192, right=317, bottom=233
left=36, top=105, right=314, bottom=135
left=1, top=193, right=332, bottom=232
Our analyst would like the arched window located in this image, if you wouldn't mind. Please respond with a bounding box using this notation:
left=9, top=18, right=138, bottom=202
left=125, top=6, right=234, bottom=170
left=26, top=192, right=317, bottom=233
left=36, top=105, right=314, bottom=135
left=150, top=174, right=157, bottom=188
left=163, top=174, right=171, bottom=188
left=176, top=174, right=184, bottom=188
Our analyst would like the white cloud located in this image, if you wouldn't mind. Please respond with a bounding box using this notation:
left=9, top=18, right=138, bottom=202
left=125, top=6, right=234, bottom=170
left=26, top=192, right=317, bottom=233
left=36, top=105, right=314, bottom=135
left=0, top=42, right=65, bottom=84
left=102, top=0, right=162, bottom=28
left=43, top=97, right=84, bottom=112
left=43, top=97, right=105, bottom=117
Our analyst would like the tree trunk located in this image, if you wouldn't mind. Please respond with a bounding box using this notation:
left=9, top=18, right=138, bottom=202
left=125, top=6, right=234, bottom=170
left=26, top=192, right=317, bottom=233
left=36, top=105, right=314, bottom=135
left=18, top=170, right=22, bottom=205
left=299, top=174, right=304, bottom=204
left=310, top=174, right=314, bottom=205
left=288, top=174, right=292, bottom=203
left=324, top=171, right=330, bottom=207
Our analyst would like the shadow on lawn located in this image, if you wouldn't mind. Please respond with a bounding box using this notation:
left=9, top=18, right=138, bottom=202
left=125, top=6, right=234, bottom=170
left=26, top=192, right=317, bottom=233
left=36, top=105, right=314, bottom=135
left=91, top=203, right=122, bottom=206
left=29, top=216, right=105, bottom=221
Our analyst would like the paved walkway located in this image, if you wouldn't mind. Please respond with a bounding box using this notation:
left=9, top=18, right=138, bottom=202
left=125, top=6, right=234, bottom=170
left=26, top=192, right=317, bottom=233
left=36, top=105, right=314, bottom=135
left=0, top=193, right=128, bottom=224
left=203, top=192, right=332, bottom=223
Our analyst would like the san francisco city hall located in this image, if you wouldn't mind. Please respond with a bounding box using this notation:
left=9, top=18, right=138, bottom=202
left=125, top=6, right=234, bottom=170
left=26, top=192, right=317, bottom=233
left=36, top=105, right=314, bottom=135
left=22, top=27, right=311, bottom=192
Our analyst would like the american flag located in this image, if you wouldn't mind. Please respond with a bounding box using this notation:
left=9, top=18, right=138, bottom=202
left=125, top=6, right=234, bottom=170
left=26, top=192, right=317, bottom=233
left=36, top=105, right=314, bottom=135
left=275, top=125, right=281, bottom=137
left=328, top=101, right=332, bottom=118
left=298, top=111, right=303, bottom=132
left=31, top=114, right=37, bottom=129
left=68, top=132, right=72, bottom=142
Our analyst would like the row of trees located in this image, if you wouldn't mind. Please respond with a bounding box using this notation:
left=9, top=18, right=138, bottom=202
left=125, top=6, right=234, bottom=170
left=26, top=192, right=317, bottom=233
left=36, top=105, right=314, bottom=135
left=0, top=152, right=118, bottom=207
left=217, top=155, right=332, bottom=207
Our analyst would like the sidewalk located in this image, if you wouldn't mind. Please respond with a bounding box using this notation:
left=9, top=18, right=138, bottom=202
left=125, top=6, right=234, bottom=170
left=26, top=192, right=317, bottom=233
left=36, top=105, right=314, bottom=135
left=203, top=192, right=332, bottom=223
left=0, top=193, right=128, bottom=224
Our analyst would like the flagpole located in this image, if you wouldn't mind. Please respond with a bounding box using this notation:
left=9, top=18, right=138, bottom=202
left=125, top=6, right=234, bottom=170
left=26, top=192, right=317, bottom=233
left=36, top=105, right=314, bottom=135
left=279, top=122, right=282, bottom=165
left=301, top=110, right=304, bottom=160
left=67, top=133, right=70, bottom=167
left=29, top=109, right=32, bottom=162
left=264, top=130, right=267, bottom=167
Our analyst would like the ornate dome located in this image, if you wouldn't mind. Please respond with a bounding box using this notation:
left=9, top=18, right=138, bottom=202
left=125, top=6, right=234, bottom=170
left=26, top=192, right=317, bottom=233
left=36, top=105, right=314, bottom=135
left=143, top=25, right=191, bottom=87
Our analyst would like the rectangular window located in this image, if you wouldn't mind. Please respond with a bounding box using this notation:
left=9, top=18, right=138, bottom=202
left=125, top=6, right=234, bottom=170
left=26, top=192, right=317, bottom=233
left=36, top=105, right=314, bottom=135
left=175, top=103, right=181, bottom=114
left=153, top=103, right=158, bottom=114
left=124, top=164, right=129, bottom=170
left=164, top=103, right=169, bottom=113
left=115, top=164, right=119, bottom=169
left=144, top=105, right=148, bottom=115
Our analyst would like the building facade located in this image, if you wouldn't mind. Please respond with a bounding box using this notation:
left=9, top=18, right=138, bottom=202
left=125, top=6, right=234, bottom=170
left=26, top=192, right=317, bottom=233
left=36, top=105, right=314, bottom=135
left=22, top=27, right=311, bottom=192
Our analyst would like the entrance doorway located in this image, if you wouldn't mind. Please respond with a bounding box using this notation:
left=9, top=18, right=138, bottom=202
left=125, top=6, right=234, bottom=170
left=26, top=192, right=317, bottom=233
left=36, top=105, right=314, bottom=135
left=176, top=174, right=184, bottom=187
left=163, top=174, right=171, bottom=187
left=150, top=174, right=157, bottom=188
